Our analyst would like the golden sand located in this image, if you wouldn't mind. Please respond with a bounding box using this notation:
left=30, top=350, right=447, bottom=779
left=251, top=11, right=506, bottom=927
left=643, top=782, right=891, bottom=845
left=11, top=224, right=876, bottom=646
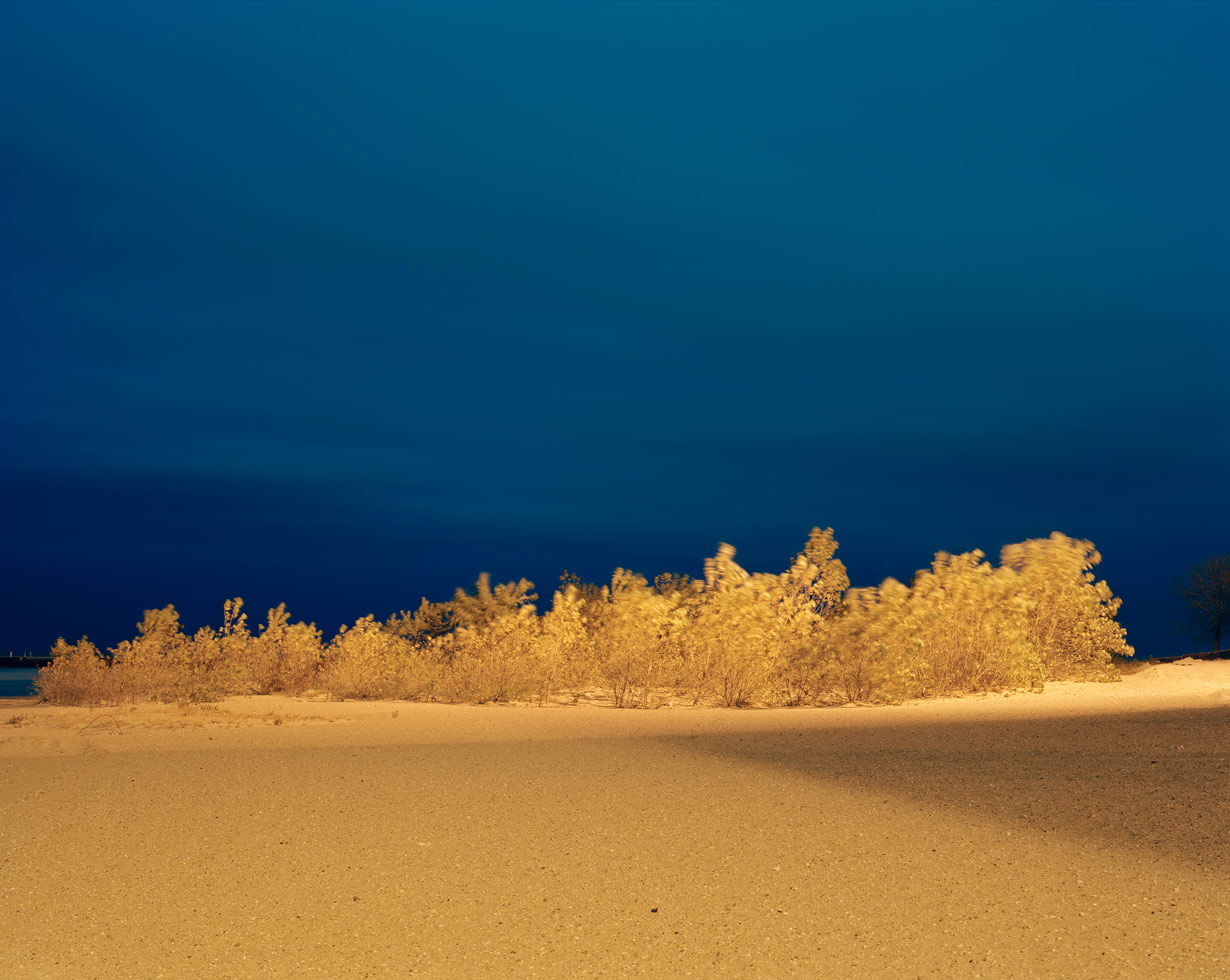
left=2, top=660, right=1227, bottom=979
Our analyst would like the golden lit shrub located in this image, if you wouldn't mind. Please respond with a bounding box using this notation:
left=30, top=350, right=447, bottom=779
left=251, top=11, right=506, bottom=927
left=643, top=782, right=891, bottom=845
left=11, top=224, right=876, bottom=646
left=250, top=604, right=324, bottom=694
left=815, top=579, right=914, bottom=703
left=903, top=552, right=1043, bottom=697
left=1000, top=533, right=1132, bottom=679
left=156, top=599, right=254, bottom=702
left=385, top=597, right=454, bottom=646
left=679, top=545, right=785, bottom=707
left=35, top=637, right=111, bottom=705
left=767, top=528, right=851, bottom=704
left=449, top=573, right=537, bottom=630
left=588, top=570, right=681, bottom=708
left=213, top=597, right=256, bottom=693
left=108, top=605, right=186, bottom=703
left=781, top=527, right=850, bottom=621
left=703, top=585, right=779, bottom=706
left=278, top=620, right=326, bottom=692
left=436, top=608, right=542, bottom=703
left=30, top=526, right=1131, bottom=708
left=170, top=627, right=229, bottom=702
left=538, top=585, right=596, bottom=702
left=320, top=615, right=436, bottom=700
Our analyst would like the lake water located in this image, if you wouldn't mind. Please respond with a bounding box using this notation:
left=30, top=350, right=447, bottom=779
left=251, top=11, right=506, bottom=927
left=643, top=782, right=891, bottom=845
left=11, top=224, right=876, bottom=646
left=0, top=669, right=40, bottom=697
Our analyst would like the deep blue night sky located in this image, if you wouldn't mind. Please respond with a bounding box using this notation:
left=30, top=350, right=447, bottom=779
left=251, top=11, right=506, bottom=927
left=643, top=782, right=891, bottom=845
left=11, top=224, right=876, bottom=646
left=3, top=2, right=1227, bottom=656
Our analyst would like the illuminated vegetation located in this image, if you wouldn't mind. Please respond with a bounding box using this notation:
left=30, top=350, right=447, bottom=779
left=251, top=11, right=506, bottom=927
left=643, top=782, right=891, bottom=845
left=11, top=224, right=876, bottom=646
left=35, top=529, right=1132, bottom=707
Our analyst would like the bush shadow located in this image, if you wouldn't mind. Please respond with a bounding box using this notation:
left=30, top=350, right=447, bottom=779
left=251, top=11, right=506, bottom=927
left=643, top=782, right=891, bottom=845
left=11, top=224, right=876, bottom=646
left=665, top=703, right=1230, bottom=872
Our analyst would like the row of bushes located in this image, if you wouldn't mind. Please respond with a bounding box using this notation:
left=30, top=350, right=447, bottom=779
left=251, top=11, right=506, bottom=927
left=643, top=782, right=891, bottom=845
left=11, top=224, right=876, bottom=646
left=36, top=529, right=1132, bottom=707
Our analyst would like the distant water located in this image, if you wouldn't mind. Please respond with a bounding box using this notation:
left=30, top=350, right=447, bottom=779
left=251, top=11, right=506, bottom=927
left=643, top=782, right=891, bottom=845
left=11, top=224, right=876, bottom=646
left=0, top=668, right=39, bottom=697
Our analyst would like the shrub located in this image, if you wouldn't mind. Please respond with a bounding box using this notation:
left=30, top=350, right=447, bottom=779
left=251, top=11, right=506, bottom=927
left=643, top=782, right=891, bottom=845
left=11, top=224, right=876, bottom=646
left=1000, top=533, right=1132, bottom=679
left=35, top=637, right=111, bottom=705
left=250, top=604, right=323, bottom=694
left=319, top=615, right=435, bottom=700
left=538, top=585, right=596, bottom=702
left=435, top=609, right=542, bottom=703
left=30, top=527, right=1133, bottom=708
left=905, top=551, right=1043, bottom=697
left=590, top=570, right=681, bottom=708
left=817, top=579, right=914, bottom=703
left=108, top=605, right=186, bottom=703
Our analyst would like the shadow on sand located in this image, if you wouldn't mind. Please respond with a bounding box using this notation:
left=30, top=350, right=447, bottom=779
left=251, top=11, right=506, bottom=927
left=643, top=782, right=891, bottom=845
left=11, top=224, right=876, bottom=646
left=660, top=703, right=1229, bottom=872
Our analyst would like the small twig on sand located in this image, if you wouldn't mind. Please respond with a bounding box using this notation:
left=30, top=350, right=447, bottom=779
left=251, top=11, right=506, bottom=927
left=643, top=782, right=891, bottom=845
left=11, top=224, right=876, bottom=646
left=77, top=713, right=123, bottom=736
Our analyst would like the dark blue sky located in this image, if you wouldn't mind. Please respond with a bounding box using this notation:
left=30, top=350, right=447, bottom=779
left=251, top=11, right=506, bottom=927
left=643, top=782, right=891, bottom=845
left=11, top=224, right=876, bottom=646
left=3, top=2, right=1227, bottom=656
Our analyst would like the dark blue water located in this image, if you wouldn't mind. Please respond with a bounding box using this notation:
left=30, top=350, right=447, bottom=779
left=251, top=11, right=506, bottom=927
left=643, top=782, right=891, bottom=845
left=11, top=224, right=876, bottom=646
left=0, top=668, right=39, bottom=697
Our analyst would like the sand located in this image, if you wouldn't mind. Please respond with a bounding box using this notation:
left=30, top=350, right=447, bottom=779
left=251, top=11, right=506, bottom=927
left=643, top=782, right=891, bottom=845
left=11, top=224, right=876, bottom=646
left=1, top=660, right=1227, bottom=979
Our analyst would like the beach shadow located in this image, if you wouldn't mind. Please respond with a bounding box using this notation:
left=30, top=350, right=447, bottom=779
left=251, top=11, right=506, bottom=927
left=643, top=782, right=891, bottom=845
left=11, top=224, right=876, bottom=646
left=662, top=703, right=1230, bottom=871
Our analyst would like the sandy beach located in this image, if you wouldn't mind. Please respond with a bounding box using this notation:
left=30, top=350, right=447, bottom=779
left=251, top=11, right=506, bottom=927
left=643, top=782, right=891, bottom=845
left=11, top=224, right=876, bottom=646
left=2, top=660, right=1227, bottom=979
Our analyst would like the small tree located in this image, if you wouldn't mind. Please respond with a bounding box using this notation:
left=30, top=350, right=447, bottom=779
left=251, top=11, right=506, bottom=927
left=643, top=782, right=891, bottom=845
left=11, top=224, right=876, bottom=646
left=1178, top=555, right=1230, bottom=653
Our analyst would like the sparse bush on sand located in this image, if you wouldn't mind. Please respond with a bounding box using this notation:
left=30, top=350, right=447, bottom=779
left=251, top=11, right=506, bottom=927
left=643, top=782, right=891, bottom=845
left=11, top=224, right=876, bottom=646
left=320, top=615, right=434, bottom=700
left=588, top=569, right=682, bottom=708
left=434, top=609, right=542, bottom=703
left=35, top=528, right=1133, bottom=707
left=247, top=604, right=323, bottom=695
left=34, top=637, right=112, bottom=705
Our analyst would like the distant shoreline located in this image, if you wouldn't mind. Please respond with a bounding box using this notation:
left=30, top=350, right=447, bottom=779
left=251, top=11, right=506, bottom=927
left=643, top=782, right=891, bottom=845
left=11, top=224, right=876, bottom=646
left=0, top=656, right=51, bottom=669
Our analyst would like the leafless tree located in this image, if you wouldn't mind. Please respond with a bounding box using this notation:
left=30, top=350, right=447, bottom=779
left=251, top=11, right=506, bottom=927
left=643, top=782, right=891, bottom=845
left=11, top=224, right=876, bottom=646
left=1178, top=555, right=1230, bottom=653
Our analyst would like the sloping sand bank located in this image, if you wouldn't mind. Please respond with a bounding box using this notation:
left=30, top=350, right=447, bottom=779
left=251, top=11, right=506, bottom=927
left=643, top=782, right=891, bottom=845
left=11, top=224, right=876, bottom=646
left=2, top=660, right=1227, bottom=979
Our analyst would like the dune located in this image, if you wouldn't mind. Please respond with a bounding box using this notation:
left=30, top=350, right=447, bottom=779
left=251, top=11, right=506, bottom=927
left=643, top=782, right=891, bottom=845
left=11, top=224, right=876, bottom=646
left=1, top=661, right=1227, bottom=979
